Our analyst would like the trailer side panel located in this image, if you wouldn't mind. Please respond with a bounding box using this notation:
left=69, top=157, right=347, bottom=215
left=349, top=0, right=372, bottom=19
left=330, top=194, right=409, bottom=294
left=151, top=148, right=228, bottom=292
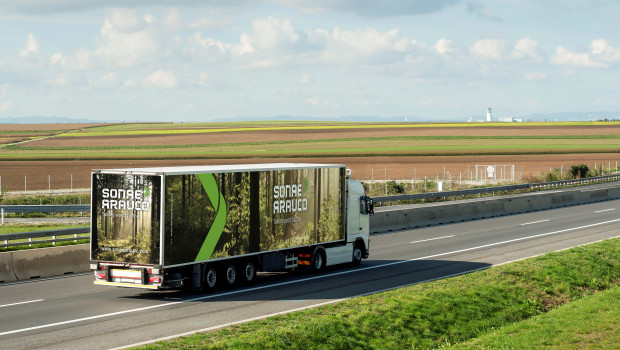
left=163, top=167, right=345, bottom=266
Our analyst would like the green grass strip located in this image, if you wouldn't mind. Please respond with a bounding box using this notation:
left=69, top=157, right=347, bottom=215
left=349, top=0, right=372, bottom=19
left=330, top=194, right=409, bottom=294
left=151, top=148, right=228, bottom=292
left=448, top=285, right=619, bottom=349
left=136, top=238, right=619, bottom=350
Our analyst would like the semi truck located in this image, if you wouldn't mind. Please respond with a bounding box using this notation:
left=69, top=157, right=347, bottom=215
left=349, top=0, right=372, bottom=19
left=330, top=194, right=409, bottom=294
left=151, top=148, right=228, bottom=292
left=90, top=163, right=373, bottom=290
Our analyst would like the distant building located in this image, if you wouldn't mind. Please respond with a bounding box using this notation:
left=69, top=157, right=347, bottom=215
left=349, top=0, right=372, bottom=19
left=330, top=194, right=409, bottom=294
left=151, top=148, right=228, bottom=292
left=498, top=117, right=524, bottom=123
left=486, top=107, right=492, bottom=122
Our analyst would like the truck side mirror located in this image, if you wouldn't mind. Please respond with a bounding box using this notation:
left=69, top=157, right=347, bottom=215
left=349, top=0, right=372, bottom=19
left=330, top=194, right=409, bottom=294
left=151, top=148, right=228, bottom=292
left=361, top=196, right=374, bottom=216
left=367, top=198, right=374, bottom=216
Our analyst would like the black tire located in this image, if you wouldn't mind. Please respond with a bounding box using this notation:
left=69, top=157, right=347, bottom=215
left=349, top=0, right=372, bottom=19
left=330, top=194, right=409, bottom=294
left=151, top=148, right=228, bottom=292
left=224, top=263, right=237, bottom=286
left=351, top=242, right=364, bottom=267
left=241, top=260, right=257, bottom=285
left=311, top=248, right=326, bottom=272
left=202, top=265, right=217, bottom=291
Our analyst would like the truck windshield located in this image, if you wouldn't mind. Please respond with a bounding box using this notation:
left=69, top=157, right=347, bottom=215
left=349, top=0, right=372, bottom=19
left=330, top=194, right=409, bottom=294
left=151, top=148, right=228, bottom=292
left=91, top=173, right=161, bottom=265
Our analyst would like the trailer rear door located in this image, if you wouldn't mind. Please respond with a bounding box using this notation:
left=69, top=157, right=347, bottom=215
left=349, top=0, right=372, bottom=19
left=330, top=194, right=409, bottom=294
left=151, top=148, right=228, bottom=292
left=91, top=173, right=162, bottom=265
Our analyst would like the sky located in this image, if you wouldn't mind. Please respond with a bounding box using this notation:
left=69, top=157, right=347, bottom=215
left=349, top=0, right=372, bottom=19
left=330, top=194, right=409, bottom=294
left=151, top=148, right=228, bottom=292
left=0, top=0, right=619, bottom=122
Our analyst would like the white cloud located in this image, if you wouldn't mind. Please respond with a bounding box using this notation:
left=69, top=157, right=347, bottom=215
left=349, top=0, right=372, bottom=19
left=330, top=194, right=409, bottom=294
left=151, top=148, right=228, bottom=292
left=247, top=16, right=300, bottom=51
left=143, top=70, right=178, bottom=88
left=469, top=38, right=507, bottom=61
left=189, top=17, right=233, bottom=30
left=90, top=72, right=120, bottom=87
left=525, top=72, right=546, bottom=80
left=94, top=9, right=163, bottom=68
left=19, top=33, right=39, bottom=59
left=551, top=45, right=606, bottom=68
left=0, top=101, right=14, bottom=112
left=512, top=37, right=542, bottom=62
left=309, top=27, right=411, bottom=64
left=433, top=38, right=454, bottom=55
left=300, top=73, right=313, bottom=83
left=50, top=48, right=93, bottom=70
left=163, top=8, right=183, bottom=32
left=590, top=39, right=620, bottom=63
left=305, top=97, right=320, bottom=105
left=194, top=73, right=209, bottom=86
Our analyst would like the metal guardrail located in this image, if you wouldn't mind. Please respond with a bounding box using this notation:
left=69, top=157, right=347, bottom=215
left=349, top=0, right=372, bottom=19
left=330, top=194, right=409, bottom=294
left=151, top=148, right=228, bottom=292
left=1, top=227, right=90, bottom=248
left=371, top=174, right=620, bottom=204
left=0, top=204, right=90, bottom=224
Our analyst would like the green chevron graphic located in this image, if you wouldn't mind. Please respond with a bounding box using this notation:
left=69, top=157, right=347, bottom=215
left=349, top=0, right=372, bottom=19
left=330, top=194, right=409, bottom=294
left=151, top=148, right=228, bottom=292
left=195, top=174, right=227, bottom=261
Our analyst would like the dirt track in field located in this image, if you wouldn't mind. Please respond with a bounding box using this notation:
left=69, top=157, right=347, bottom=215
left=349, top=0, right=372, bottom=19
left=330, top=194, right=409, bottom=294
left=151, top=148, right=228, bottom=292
left=28, top=125, right=620, bottom=147
left=2, top=154, right=620, bottom=192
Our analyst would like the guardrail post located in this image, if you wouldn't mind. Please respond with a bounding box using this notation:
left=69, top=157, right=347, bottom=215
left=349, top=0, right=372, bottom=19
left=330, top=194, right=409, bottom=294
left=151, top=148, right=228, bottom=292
left=52, top=235, right=56, bottom=246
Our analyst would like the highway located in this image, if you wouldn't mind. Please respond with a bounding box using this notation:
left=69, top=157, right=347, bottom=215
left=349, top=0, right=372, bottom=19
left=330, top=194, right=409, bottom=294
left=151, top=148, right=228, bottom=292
left=1, top=199, right=619, bottom=350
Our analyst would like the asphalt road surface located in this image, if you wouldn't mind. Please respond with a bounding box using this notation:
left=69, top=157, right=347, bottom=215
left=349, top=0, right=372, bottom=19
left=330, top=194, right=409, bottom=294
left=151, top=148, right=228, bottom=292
left=1, top=200, right=619, bottom=349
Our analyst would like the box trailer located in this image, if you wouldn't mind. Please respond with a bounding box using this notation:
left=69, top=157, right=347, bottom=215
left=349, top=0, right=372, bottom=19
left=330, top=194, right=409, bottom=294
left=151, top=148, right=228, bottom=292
left=90, top=163, right=373, bottom=290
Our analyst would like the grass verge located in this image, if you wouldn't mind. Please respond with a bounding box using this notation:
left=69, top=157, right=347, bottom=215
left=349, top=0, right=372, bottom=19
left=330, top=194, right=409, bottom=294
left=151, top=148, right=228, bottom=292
left=137, top=238, right=619, bottom=350
left=448, top=285, right=620, bottom=349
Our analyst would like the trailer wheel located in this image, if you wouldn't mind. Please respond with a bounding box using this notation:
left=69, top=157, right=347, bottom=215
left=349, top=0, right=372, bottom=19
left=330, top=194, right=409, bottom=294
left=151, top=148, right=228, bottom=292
left=352, top=242, right=363, bottom=267
left=311, top=248, right=325, bottom=272
left=203, top=265, right=217, bottom=291
left=224, top=264, right=237, bottom=286
left=242, top=260, right=257, bottom=285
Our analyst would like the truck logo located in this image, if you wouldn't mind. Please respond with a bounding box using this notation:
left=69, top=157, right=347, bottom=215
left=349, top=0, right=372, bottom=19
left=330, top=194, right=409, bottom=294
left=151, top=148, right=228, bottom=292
left=101, top=187, right=150, bottom=211
left=273, top=182, right=309, bottom=214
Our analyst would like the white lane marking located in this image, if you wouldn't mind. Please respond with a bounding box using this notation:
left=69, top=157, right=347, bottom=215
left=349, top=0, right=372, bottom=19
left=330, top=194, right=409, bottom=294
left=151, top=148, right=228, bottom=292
left=0, top=299, right=44, bottom=309
left=410, top=235, right=455, bottom=244
left=594, top=208, right=615, bottom=213
left=520, top=219, right=550, bottom=226
left=3, top=217, right=620, bottom=337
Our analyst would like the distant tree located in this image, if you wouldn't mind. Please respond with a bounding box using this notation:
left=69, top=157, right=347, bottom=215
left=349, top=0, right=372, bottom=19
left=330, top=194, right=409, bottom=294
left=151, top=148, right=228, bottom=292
left=569, top=164, right=589, bottom=179
left=386, top=180, right=405, bottom=194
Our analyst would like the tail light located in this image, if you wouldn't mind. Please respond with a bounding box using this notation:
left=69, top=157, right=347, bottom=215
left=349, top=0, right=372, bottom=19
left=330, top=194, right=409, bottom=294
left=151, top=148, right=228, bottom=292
left=149, top=276, right=161, bottom=283
left=96, top=273, right=106, bottom=280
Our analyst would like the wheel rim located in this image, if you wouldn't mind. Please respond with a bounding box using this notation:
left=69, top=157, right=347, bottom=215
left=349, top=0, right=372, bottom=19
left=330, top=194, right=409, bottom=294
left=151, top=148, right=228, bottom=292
left=313, top=252, right=323, bottom=270
left=206, top=268, right=217, bottom=288
left=353, top=247, right=362, bottom=261
left=244, top=262, right=255, bottom=282
left=226, top=265, right=236, bottom=284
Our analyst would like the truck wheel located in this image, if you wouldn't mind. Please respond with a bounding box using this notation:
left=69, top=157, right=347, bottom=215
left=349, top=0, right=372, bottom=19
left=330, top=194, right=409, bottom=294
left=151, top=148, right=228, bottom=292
left=242, top=260, right=256, bottom=285
left=203, top=266, right=217, bottom=291
left=224, top=264, right=237, bottom=286
left=311, top=248, right=325, bottom=272
left=352, top=242, right=363, bottom=267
